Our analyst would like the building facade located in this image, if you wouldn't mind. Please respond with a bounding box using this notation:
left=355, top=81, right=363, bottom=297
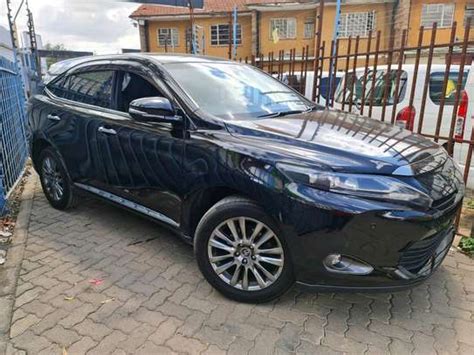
left=130, top=0, right=474, bottom=61
left=130, top=0, right=394, bottom=59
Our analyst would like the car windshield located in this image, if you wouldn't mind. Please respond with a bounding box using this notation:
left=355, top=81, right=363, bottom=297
left=165, top=62, right=313, bottom=120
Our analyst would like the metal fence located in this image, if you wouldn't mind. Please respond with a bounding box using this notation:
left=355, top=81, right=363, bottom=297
left=0, top=55, right=28, bottom=214
left=238, top=15, right=473, bottom=234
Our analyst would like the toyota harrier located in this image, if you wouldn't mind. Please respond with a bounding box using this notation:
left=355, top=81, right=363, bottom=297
left=28, top=54, right=464, bottom=303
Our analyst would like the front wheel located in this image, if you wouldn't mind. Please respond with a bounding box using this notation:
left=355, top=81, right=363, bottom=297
left=38, top=147, right=76, bottom=210
left=194, top=196, right=294, bottom=303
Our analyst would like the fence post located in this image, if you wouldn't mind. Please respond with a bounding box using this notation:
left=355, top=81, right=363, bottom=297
left=341, top=36, right=353, bottom=111
left=431, top=22, right=455, bottom=139
left=447, top=18, right=471, bottom=155
left=312, top=0, right=325, bottom=102
left=390, top=29, right=407, bottom=124
left=368, top=31, right=381, bottom=118
left=348, top=36, right=360, bottom=112
left=359, top=31, right=372, bottom=115
left=416, top=23, right=438, bottom=133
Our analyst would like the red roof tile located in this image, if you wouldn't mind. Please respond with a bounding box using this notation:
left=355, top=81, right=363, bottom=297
left=130, top=0, right=250, bottom=18
left=129, top=0, right=314, bottom=18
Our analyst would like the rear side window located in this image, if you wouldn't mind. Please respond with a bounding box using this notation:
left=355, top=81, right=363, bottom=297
left=48, top=70, right=114, bottom=109
left=429, top=71, right=469, bottom=105
left=335, top=69, right=408, bottom=106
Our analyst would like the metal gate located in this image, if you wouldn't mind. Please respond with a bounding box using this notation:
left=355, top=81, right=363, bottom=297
left=0, top=56, right=28, bottom=214
left=236, top=3, right=473, bottom=234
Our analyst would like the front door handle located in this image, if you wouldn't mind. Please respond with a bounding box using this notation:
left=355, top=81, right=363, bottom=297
left=47, top=114, right=61, bottom=121
left=98, top=126, right=117, bottom=135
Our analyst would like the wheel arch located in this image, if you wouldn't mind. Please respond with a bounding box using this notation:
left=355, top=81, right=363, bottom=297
left=180, top=186, right=250, bottom=239
left=31, top=138, right=54, bottom=170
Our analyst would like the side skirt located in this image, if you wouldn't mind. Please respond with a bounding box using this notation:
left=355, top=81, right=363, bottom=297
left=74, top=182, right=184, bottom=231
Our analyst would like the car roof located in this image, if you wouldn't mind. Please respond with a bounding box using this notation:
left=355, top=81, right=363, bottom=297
left=54, top=53, right=234, bottom=69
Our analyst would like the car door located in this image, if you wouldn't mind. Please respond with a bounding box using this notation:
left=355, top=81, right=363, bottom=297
left=89, top=63, right=186, bottom=226
left=40, top=65, right=116, bottom=183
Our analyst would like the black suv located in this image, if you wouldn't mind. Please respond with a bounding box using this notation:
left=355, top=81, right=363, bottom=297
left=28, top=54, right=464, bottom=303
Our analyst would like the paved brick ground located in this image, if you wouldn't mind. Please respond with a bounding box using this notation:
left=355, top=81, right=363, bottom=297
left=4, top=175, right=474, bottom=354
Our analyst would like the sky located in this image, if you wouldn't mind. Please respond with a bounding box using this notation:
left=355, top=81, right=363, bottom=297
left=0, top=0, right=142, bottom=54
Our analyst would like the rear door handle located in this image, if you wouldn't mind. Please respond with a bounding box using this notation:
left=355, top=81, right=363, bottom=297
left=47, top=114, right=61, bottom=121
left=98, top=126, right=117, bottom=135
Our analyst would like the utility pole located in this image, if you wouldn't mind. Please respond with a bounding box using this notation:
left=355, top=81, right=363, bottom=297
left=6, top=0, right=20, bottom=56
left=26, top=0, right=41, bottom=77
left=232, top=6, right=238, bottom=60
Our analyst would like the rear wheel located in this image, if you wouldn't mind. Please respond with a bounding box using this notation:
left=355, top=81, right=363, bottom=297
left=194, top=196, right=294, bottom=303
left=38, top=147, right=76, bottom=210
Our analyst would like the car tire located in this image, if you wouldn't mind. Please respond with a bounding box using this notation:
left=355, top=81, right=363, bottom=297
left=38, top=147, right=77, bottom=210
left=194, top=196, right=294, bottom=303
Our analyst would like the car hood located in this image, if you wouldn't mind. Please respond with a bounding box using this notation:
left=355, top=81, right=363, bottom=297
left=224, top=108, right=446, bottom=176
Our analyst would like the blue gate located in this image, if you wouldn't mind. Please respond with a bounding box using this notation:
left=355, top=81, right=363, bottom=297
left=0, top=55, right=28, bottom=214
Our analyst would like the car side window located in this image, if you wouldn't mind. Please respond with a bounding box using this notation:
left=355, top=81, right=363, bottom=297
left=429, top=71, right=469, bottom=106
left=116, top=71, right=164, bottom=112
left=48, top=70, right=115, bottom=109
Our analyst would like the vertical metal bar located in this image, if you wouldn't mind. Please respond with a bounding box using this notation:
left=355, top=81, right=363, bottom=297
left=348, top=36, right=360, bottom=112
left=268, top=51, right=273, bottom=74
left=418, top=22, right=438, bottom=133
left=316, top=41, right=326, bottom=102
left=390, top=29, right=407, bottom=124
left=326, top=40, right=335, bottom=103
left=312, top=0, right=325, bottom=101
left=408, top=26, right=425, bottom=121
left=303, top=45, right=310, bottom=95
left=360, top=31, right=372, bottom=115
left=432, top=23, right=456, bottom=138
left=330, top=38, right=340, bottom=107
left=299, top=46, right=306, bottom=94
left=380, top=31, right=395, bottom=122
left=341, top=36, right=353, bottom=111
left=448, top=19, right=471, bottom=155
left=368, top=31, right=381, bottom=118
left=228, top=11, right=233, bottom=60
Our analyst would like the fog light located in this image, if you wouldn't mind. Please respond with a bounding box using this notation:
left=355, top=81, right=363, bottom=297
left=323, top=254, right=374, bottom=275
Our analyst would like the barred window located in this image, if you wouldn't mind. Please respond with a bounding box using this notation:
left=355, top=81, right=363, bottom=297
left=211, top=24, right=242, bottom=46
left=337, top=12, right=375, bottom=38
left=158, top=28, right=179, bottom=47
left=304, top=18, right=315, bottom=39
left=421, top=3, right=454, bottom=28
left=465, top=4, right=474, bottom=27
left=270, top=18, right=297, bottom=39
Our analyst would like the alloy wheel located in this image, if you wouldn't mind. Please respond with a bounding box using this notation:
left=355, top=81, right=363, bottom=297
left=42, top=156, right=65, bottom=202
left=207, top=217, right=284, bottom=291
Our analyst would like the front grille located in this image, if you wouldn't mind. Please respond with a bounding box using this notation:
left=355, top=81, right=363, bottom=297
left=399, top=228, right=454, bottom=275
left=431, top=193, right=457, bottom=211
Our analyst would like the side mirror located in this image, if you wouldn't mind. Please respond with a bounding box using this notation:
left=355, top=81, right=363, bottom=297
left=129, top=97, right=182, bottom=124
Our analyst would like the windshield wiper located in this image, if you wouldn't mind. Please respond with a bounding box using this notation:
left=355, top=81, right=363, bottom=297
left=257, top=105, right=318, bottom=118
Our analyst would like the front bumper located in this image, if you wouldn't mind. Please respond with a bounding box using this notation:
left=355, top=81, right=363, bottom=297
left=277, top=184, right=462, bottom=292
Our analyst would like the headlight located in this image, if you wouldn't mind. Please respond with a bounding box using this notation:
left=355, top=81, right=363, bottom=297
left=277, top=163, right=433, bottom=208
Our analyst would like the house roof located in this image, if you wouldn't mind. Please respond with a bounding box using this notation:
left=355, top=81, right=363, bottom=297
left=129, top=0, right=315, bottom=18
left=130, top=0, right=250, bottom=18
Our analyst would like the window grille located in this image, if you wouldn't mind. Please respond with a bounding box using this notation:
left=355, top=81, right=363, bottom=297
left=211, top=24, right=242, bottom=45
left=337, top=12, right=375, bottom=38
left=270, top=18, right=297, bottom=39
left=421, top=3, right=454, bottom=28
left=158, top=28, right=179, bottom=47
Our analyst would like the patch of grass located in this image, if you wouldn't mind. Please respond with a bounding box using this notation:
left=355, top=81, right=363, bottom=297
left=459, top=237, right=474, bottom=256
left=467, top=199, right=474, bottom=209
